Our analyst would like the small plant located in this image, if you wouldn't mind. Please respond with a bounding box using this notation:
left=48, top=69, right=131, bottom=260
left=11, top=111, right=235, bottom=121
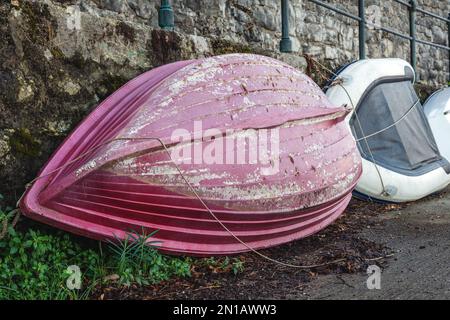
left=197, top=256, right=245, bottom=275
left=231, top=258, right=245, bottom=275
left=0, top=199, right=19, bottom=241
left=106, top=229, right=191, bottom=286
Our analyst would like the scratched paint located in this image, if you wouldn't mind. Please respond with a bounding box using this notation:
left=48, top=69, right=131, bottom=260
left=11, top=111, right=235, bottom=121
left=21, top=54, right=362, bottom=256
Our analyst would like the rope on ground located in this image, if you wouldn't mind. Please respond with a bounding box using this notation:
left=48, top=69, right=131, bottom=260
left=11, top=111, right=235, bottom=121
left=364, top=254, right=395, bottom=261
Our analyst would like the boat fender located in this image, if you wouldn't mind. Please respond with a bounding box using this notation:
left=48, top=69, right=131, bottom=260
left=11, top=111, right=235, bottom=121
left=340, top=75, right=353, bottom=85
left=383, top=185, right=398, bottom=197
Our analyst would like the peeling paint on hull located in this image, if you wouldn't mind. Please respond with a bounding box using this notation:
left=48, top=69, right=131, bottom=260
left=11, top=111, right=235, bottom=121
left=20, top=54, right=362, bottom=256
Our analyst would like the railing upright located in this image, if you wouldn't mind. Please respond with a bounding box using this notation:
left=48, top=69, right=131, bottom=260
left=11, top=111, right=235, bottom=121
left=280, top=0, right=293, bottom=52
left=358, top=0, right=366, bottom=59
left=158, top=0, right=174, bottom=31
left=409, top=0, right=417, bottom=75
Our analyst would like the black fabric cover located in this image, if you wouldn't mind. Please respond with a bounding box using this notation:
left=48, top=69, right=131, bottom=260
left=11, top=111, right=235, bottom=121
left=351, top=80, right=441, bottom=173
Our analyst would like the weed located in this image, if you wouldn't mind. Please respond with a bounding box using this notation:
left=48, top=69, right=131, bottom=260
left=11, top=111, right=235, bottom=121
left=197, top=256, right=245, bottom=275
left=106, top=229, right=191, bottom=286
left=231, top=259, right=245, bottom=275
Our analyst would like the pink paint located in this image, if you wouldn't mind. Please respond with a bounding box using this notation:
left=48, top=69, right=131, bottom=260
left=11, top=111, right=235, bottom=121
left=20, top=54, right=362, bottom=256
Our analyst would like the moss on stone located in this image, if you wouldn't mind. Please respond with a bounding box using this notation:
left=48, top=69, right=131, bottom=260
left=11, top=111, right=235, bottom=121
left=99, top=74, right=129, bottom=96
left=415, top=82, right=439, bottom=103
left=50, top=47, right=65, bottom=59
left=43, top=120, right=71, bottom=137
left=9, top=128, right=41, bottom=158
left=115, top=21, right=136, bottom=44
left=67, top=51, right=89, bottom=70
left=20, top=1, right=57, bottom=45
left=149, top=30, right=183, bottom=67
left=211, top=39, right=260, bottom=55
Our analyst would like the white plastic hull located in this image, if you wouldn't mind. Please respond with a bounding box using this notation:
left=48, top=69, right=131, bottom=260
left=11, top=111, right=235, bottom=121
left=424, top=88, right=450, bottom=162
left=357, top=158, right=449, bottom=202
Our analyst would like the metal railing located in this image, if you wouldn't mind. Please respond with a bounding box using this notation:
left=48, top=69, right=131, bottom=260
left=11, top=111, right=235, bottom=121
left=280, top=0, right=450, bottom=82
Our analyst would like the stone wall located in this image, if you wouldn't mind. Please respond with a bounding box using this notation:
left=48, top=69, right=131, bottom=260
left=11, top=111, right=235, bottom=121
left=0, top=0, right=449, bottom=203
left=301, top=0, right=450, bottom=85
left=171, top=0, right=449, bottom=84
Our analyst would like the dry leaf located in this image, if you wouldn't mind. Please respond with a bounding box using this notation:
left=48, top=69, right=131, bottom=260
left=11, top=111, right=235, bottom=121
left=103, top=274, right=120, bottom=282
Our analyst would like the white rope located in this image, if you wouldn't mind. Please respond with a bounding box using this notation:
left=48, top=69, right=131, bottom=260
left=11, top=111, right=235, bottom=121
left=354, top=99, right=420, bottom=142
left=335, top=83, right=388, bottom=199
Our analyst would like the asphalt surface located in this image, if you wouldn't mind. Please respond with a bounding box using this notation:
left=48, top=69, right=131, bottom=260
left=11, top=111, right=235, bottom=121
left=299, top=187, right=450, bottom=300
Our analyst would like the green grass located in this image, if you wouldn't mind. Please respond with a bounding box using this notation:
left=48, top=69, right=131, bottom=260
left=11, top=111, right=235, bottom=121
left=0, top=196, right=245, bottom=300
left=0, top=197, right=191, bottom=299
left=106, top=230, right=191, bottom=287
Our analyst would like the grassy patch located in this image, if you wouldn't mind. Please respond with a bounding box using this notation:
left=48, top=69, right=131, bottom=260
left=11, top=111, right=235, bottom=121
left=0, top=193, right=247, bottom=300
left=0, top=227, right=100, bottom=299
left=0, top=200, right=100, bottom=299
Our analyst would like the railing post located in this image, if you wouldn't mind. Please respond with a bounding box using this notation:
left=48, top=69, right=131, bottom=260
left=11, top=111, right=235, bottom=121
left=159, top=0, right=174, bottom=31
left=280, top=0, right=293, bottom=52
left=448, top=13, right=450, bottom=83
left=358, top=0, right=366, bottom=59
left=409, top=0, right=417, bottom=74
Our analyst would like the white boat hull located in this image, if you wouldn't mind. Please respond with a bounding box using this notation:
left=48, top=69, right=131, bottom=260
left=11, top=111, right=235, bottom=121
left=424, top=88, right=450, bottom=163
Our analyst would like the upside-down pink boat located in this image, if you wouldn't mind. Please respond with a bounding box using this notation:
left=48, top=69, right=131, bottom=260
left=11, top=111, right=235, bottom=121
left=20, top=54, right=362, bottom=256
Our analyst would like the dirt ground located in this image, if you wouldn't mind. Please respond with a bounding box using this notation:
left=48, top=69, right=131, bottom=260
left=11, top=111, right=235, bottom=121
left=96, top=187, right=450, bottom=300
